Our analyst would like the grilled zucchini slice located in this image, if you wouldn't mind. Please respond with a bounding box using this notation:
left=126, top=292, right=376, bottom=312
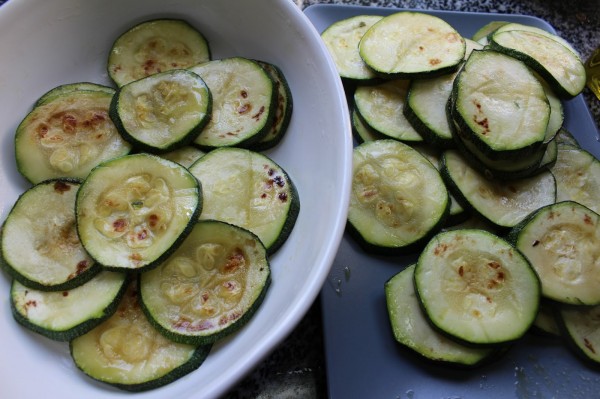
left=35, top=82, right=115, bottom=107
left=15, top=90, right=132, bottom=184
left=414, top=229, right=540, bottom=346
left=108, top=19, right=211, bottom=87
left=110, top=69, right=212, bottom=153
left=139, top=220, right=270, bottom=345
left=1, top=179, right=99, bottom=291
left=76, top=153, right=202, bottom=272
left=188, top=147, right=299, bottom=255
left=11, top=271, right=128, bottom=341
left=70, top=281, right=210, bottom=392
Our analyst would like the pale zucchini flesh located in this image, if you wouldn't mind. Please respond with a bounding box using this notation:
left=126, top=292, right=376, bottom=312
left=15, top=91, right=132, bottom=184
left=76, top=153, right=201, bottom=271
left=11, top=271, right=128, bottom=341
left=111, top=69, right=212, bottom=153
left=188, top=147, right=298, bottom=254
left=1, top=179, right=99, bottom=290
left=348, top=139, right=449, bottom=253
left=70, top=281, right=210, bottom=391
left=108, top=19, right=211, bottom=87
left=139, top=220, right=270, bottom=345
left=359, top=11, right=465, bottom=78
left=321, top=14, right=383, bottom=80
left=414, top=229, right=540, bottom=346
left=189, top=57, right=275, bottom=149
left=385, top=264, right=495, bottom=366
left=557, top=304, right=600, bottom=365
left=510, top=201, right=600, bottom=306
left=441, top=149, right=556, bottom=228
left=35, top=82, right=115, bottom=107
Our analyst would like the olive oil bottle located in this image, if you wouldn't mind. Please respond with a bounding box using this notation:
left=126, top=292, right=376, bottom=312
left=586, top=46, right=600, bottom=100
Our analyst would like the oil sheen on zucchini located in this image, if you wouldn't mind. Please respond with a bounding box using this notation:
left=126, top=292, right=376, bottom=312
left=414, top=229, right=540, bottom=346
left=70, top=281, right=210, bottom=392
left=110, top=69, right=212, bottom=153
left=189, top=57, right=276, bottom=149
left=139, top=220, right=270, bottom=345
left=15, top=90, right=132, bottom=184
left=108, top=19, right=211, bottom=87
left=385, top=264, right=495, bottom=366
left=76, top=153, right=201, bottom=271
left=188, top=147, right=299, bottom=255
left=348, top=139, right=449, bottom=254
left=11, top=271, right=128, bottom=341
left=509, top=201, right=600, bottom=306
left=1, top=179, right=99, bottom=291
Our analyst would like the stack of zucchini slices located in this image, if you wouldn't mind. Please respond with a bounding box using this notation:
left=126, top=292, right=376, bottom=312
left=322, top=12, right=600, bottom=367
left=1, top=18, right=298, bottom=391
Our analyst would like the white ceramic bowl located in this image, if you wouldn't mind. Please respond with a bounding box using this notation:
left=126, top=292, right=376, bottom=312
left=0, top=0, right=352, bottom=398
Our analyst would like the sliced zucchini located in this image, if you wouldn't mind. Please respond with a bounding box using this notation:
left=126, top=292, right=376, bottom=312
left=320, top=14, right=383, bottom=81
left=351, top=107, right=385, bottom=143
left=76, top=153, right=202, bottom=272
left=348, top=139, right=449, bottom=254
left=441, top=149, right=556, bottom=229
left=108, top=19, right=211, bottom=87
left=251, top=61, right=294, bottom=151
left=109, top=69, right=212, bottom=153
left=188, top=147, right=299, bottom=255
left=471, top=21, right=509, bottom=43
left=189, top=57, right=276, bottom=149
left=404, top=39, right=483, bottom=148
left=15, top=90, right=132, bottom=184
left=385, top=264, right=495, bottom=366
left=414, top=229, right=540, bottom=346
left=70, top=281, right=210, bottom=392
left=160, top=145, right=205, bottom=168
left=541, top=81, right=564, bottom=144
left=556, top=303, right=600, bottom=365
left=531, top=301, right=561, bottom=337
left=509, top=201, right=600, bottom=306
left=354, top=80, right=423, bottom=142
left=489, top=30, right=586, bottom=98
left=550, top=144, right=600, bottom=214
left=359, top=11, right=465, bottom=78
left=140, top=220, right=270, bottom=345
left=451, top=49, right=549, bottom=161
left=1, top=179, right=99, bottom=291
left=554, top=127, right=580, bottom=148
left=11, top=271, right=128, bottom=341
left=35, top=82, right=115, bottom=106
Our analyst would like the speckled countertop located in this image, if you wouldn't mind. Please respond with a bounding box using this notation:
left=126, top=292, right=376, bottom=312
left=225, top=1, right=599, bottom=398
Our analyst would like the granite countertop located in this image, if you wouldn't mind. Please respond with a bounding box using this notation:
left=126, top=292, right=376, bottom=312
left=225, top=1, right=599, bottom=398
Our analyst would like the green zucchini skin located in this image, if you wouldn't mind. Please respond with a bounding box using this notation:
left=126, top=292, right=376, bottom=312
left=35, top=82, right=115, bottom=107
left=555, top=303, right=600, bottom=368
left=139, top=220, right=271, bottom=345
left=0, top=178, right=102, bottom=291
left=11, top=271, right=129, bottom=341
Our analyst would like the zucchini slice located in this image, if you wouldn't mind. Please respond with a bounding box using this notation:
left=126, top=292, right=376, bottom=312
left=348, top=139, right=449, bottom=254
left=251, top=61, right=294, bottom=151
left=139, top=220, right=270, bottom=345
left=471, top=21, right=509, bottom=43
left=351, top=107, right=385, bottom=143
left=441, top=149, right=556, bottom=229
left=385, top=264, right=495, bottom=366
left=509, top=201, right=600, bottom=306
left=160, top=145, right=205, bottom=168
left=76, top=153, right=201, bottom=272
left=70, top=281, right=210, bottom=392
left=188, top=147, right=299, bottom=255
left=404, top=39, right=484, bottom=148
left=35, top=82, right=115, bottom=107
left=107, top=19, right=211, bottom=87
left=359, top=11, right=465, bottom=78
left=320, top=14, right=383, bottom=81
left=556, top=303, right=600, bottom=365
left=15, top=91, right=132, bottom=184
left=489, top=30, right=586, bottom=98
left=414, top=229, right=540, bottom=346
left=110, top=69, right=212, bottom=153
left=451, top=49, right=550, bottom=161
left=1, top=179, right=99, bottom=291
left=189, top=57, right=276, bottom=149
left=550, top=144, right=600, bottom=214
left=11, top=271, right=128, bottom=341
left=354, top=80, right=423, bottom=143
